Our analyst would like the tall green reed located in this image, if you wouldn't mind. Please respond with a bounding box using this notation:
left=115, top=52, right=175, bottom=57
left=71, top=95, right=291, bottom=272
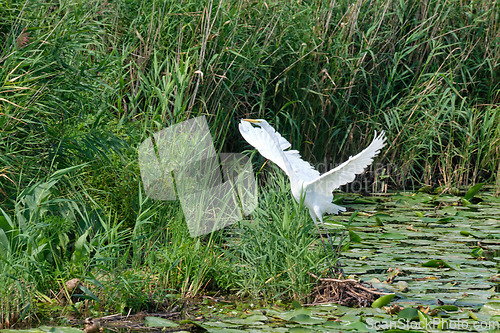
left=226, top=170, right=330, bottom=300
left=0, top=0, right=499, bottom=323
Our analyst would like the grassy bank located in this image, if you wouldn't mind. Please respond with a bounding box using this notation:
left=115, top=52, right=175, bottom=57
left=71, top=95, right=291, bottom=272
left=0, top=0, right=499, bottom=326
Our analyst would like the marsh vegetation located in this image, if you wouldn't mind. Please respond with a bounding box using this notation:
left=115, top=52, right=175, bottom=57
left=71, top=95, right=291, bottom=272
left=0, top=0, right=498, bottom=330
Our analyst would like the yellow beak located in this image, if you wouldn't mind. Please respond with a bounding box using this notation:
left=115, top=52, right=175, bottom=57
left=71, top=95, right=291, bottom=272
left=243, top=119, right=260, bottom=123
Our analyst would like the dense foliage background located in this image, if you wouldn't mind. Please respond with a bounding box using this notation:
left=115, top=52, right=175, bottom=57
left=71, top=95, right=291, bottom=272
left=0, top=0, right=498, bottom=325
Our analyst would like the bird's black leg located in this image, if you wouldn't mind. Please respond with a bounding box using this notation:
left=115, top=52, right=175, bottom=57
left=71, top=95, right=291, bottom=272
left=312, top=221, right=336, bottom=277
left=318, top=218, right=343, bottom=276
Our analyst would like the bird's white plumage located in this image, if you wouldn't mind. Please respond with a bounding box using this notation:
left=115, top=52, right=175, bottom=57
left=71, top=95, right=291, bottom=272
left=307, top=130, right=386, bottom=203
left=239, top=119, right=386, bottom=224
left=239, top=121, right=320, bottom=182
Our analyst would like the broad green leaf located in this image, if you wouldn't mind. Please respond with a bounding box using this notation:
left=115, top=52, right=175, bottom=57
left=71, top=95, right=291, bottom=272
left=397, top=307, right=419, bottom=321
left=461, top=198, right=472, bottom=206
left=479, top=301, right=500, bottom=315
left=353, top=197, right=377, bottom=204
left=464, top=183, right=484, bottom=200
left=288, top=328, right=314, bottom=333
left=0, top=330, right=46, bottom=333
left=422, top=259, right=452, bottom=269
left=470, top=247, right=483, bottom=258
left=39, top=327, right=84, bottom=333
left=0, top=216, right=12, bottom=232
left=288, top=314, right=324, bottom=325
left=344, top=321, right=370, bottom=331
left=221, top=314, right=267, bottom=325
left=74, top=285, right=99, bottom=302
left=371, top=294, right=396, bottom=308
left=379, top=232, right=408, bottom=240
left=0, top=229, right=10, bottom=257
left=144, top=316, right=179, bottom=327
left=349, top=230, right=362, bottom=243
left=435, top=305, right=459, bottom=312
left=71, top=229, right=90, bottom=264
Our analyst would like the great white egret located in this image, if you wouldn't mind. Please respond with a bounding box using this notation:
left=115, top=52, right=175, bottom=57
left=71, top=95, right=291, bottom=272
left=239, top=119, right=386, bottom=272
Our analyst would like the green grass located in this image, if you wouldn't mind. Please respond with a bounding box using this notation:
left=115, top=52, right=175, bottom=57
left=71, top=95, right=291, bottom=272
left=0, top=0, right=498, bottom=326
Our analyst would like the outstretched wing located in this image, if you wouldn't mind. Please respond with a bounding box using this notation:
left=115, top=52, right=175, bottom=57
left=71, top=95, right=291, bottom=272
left=238, top=120, right=319, bottom=181
left=306, top=131, right=386, bottom=197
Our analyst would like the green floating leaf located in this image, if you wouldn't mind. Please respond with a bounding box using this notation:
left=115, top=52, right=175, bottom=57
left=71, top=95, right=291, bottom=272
left=371, top=294, right=396, bottom=308
left=422, top=259, right=452, bottom=269
left=349, top=230, right=363, bottom=243
left=288, top=314, right=324, bottom=325
left=479, top=301, right=500, bottom=315
left=470, top=247, right=484, bottom=258
left=344, top=321, right=369, bottom=331
left=322, top=320, right=343, bottom=329
left=222, top=314, right=267, bottom=325
left=40, top=327, right=84, bottom=333
left=435, top=305, right=459, bottom=312
left=464, top=183, right=484, bottom=201
left=397, top=307, right=419, bottom=321
left=205, top=328, right=247, bottom=333
left=144, top=316, right=179, bottom=328
left=418, top=217, right=439, bottom=223
left=353, top=197, right=377, bottom=204
left=0, top=330, right=43, bottom=333
left=288, top=328, right=315, bottom=333
left=379, top=232, right=408, bottom=240
left=291, top=300, right=302, bottom=308
left=459, top=230, right=482, bottom=238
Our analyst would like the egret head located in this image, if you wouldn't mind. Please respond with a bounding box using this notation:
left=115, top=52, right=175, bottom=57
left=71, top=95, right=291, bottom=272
left=243, top=119, right=267, bottom=127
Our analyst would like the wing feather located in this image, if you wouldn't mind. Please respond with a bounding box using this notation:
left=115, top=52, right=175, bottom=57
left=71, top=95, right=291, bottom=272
left=306, top=131, right=386, bottom=197
left=238, top=120, right=319, bottom=181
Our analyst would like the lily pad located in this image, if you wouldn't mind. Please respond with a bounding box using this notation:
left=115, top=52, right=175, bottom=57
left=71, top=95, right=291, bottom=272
left=144, top=316, right=179, bottom=327
left=349, top=230, right=363, bottom=243
left=421, top=259, right=452, bottom=269
left=397, top=308, right=419, bottom=321
left=479, top=301, right=500, bottom=316
left=435, top=305, right=459, bottom=312
left=288, top=314, right=325, bottom=325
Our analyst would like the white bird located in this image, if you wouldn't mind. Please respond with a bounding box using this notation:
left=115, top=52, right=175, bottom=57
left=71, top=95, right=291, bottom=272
left=239, top=119, right=386, bottom=223
left=239, top=119, right=386, bottom=272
